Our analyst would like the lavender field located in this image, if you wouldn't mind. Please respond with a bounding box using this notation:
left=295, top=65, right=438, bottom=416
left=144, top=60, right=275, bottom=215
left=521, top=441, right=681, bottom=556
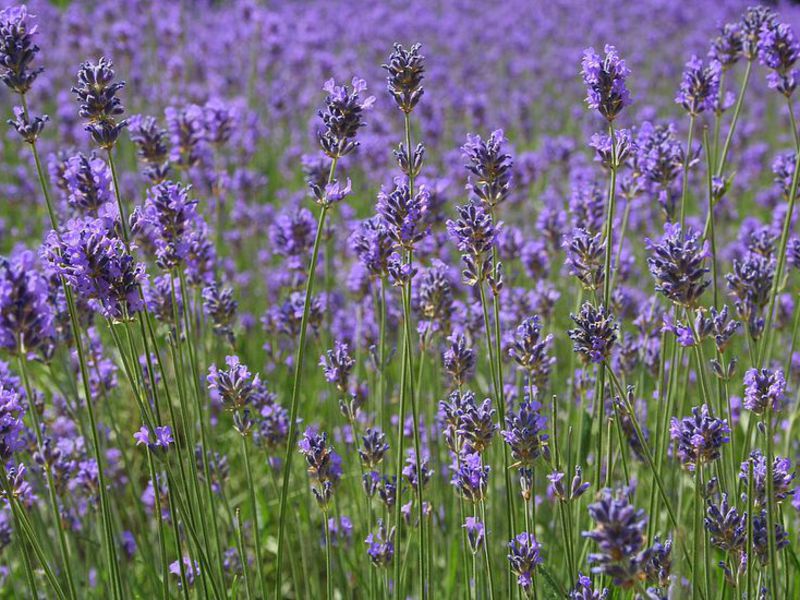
left=4, top=0, right=800, bottom=598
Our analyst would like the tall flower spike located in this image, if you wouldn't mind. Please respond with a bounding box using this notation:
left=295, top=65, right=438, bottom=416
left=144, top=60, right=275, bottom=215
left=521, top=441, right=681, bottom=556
left=317, top=77, right=374, bottom=159
left=442, top=334, right=476, bottom=388
left=202, top=282, right=238, bottom=346
left=319, top=340, right=355, bottom=393
left=447, top=202, right=498, bottom=286
left=72, top=57, right=128, bottom=149
left=7, top=105, right=47, bottom=144
left=564, top=227, right=606, bottom=292
left=669, top=404, right=730, bottom=471
left=646, top=222, right=710, bottom=309
left=675, top=55, right=721, bottom=116
left=42, top=216, right=146, bottom=321
left=508, top=315, right=555, bottom=389
left=382, top=42, right=424, bottom=113
left=377, top=180, right=428, bottom=250
left=743, top=367, right=786, bottom=415
left=298, top=427, right=342, bottom=508
left=462, top=129, right=513, bottom=208
left=583, top=490, right=648, bottom=587
left=0, top=6, right=42, bottom=94
left=758, top=22, right=800, bottom=96
left=568, top=302, right=618, bottom=364
left=581, top=44, right=631, bottom=121
left=507, top=532, right=543, bottom=595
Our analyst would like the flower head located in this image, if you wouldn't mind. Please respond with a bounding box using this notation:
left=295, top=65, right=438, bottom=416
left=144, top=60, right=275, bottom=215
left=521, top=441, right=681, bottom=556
left=646, top=222, right=709, bottom=308
left=365, top=519, right=395, bottom=567
left=317, top=77, right=374, bottom=158
left=72, top=57, right=128, bottom=148
left=675, top=55, right=721, bottom=115
left=507, top=532, right=543, bottom=594
left=568, top=303, right=618, bottom=364
left=447, top=202, right=498, bottom=286
left=669, top=404, right=730, bottom=470
left=382, top=43, right=425, bottom=113
left=462, top=129, right=513, bottom=208
left=0, top=5, right=42, bottom=94
left=581, top=45, right=631, bottom=121
left=501, top=400, right=549, bottom=466
left=743, top=368, right=786, bottom=414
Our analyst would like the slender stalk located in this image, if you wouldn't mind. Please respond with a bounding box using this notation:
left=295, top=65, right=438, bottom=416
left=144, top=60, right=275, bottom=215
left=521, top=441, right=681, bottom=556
left=680, top=115, right=696, bottom=227
left=275, top=156, right=338, bottom=598
left=241, top=435, right=267, bottom=599
left=324, top=509, right=334, bottom=600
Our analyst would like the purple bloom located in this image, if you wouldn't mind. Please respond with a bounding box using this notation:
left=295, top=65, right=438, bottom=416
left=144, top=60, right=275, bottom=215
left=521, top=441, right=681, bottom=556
left=501, top=400, right=549, bottom=466
left=317, top=77, right=374, bottom=159
left=72, top=57, right=127, bottom=148
left=442, top=334, right=475, bottom=388
left=0, top=249, right=55, bottom=360
left=564, top=227, right=605, bottom=292
left=169, top=557, right=200, bottom=588
left=581, top=45, right=631, bottom=121
left=0, top=5, right=42, bottom=94
left=7, top=104, right=47, bottom=143
left=377, top=180, right=429, bottom=250
left=0, top=386, right=25, bottom=460
left=133, top=425, right=174, bottom=451
left=450, top=450, right=489, bottom=502
left=463, top=516, right=485, bottom=553
left=669, top=404, right=730, bottom=471
left=705, top=493, right=747, bottom=553
left=569, top=572, right=609, bottom=599
left=351, top=216, right=392, bottom=279
left=568, top=302, right=618, bottom=364
left=740, top=449, right=796, bottom=507
left=743, top=368, right=786, bottom=414
left=646, top=222, right=709, bottom=308
left=128, top=114, right=169, bottom=183
left=676, top=55, right=721, bottom=115
left=709, top=22, right=743, bottom=68
left=319, top=340, right=355, bottom=393
left=202, top=283, right=238, bottom=345
left=462, top=129, right=513, bottom=208
left=298, top=427, right=342, bottom=507
left=359, top=427, right=389, bottom=469
left=758, top=22, right=800, bottom=96
left=130, top=181, right=203, bottom=270
left=507, top=532, right=543, bottom=594
left=365, top=519, right=395, bottom=568
left=42, top=216, right=146, bottom=321
left=447, top=202, right=498, bottom=287
left=383, top=43, right=425, bottom=113
left=62, top=153, right=115, bottom=217
left=207, top=355, right=258, bottom=412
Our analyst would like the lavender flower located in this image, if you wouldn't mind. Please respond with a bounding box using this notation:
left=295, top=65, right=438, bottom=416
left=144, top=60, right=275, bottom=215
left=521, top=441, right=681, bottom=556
left=43, top=216, right=146, bottom=321
left=382, top=42, right=425, bottom=113
left=170, top=557, right=200, bottom=589
left=317, top=77, right=374, bottom=159
left=128, top=115, right=170, bottom=183
left=447, top=202, right=498, bottom=287
left=758, top=22, right=799, bottom=96
left=365, top=519, right=395, bottom=567
left=507, top=532, right=543, bottom=595
left=207, top=356, right=258, bottom=435
left=351, top=217, right=392, bottom=279
left=202, top=283, right=238, bottom=345
left=377, top=181, right=428, bottom=250
left=753, top=509, right=789, bottom=566
left=743, top=368, right=786, bottom=414
left=0, top=6, right=41, bottom=94
left=7, top=105, right=46, bottom=143
left=646, top=222, right=709, bottom=308
left=63, top=153, right=114, bottom=216
left=0, top=386, right=25, bottom=460
left=298, top=427, right=342, bottom=508
left=463, top=517, right=485, bottom=553
left=569, top=573, right=609, bottom=600
left=133, top=425, right=174, bottom=451
left=709, top=22, right=743, bottom=68
left=584, top=490, right=647, bottom=587
left=0, top=250, right=55, bottom=360
left=508, top=316, right=554, bottom=389
left=581, top=45, right=631, bottom=121
left=462, top=129, right=513, bottom=208
left=740, top=6, right=777, bottom=60
left=705, top=493, right=747, bottom=553
left=675, top=55, right=721, bottom=115
left=72, top=57, right=128, bottom=148
left=442, top=334, right=476, bottom=388
left=740, top=449, right=796, bottom=507
left=669, top=404, right=730, bottom=470
left=130, top=181, right=202, bottom=270
left=564, top=228, right=605, bottom=292
left=501, top=400, right=549, bottom=466
left=450, top=450, right=489, bottom=502
left=359, top=428, right=389, bottom=468
left=726, top=250, right=775, bottom=330
left=319, top=340, right=355, bottom=393
left=568, top=303, right=618, bottom=364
